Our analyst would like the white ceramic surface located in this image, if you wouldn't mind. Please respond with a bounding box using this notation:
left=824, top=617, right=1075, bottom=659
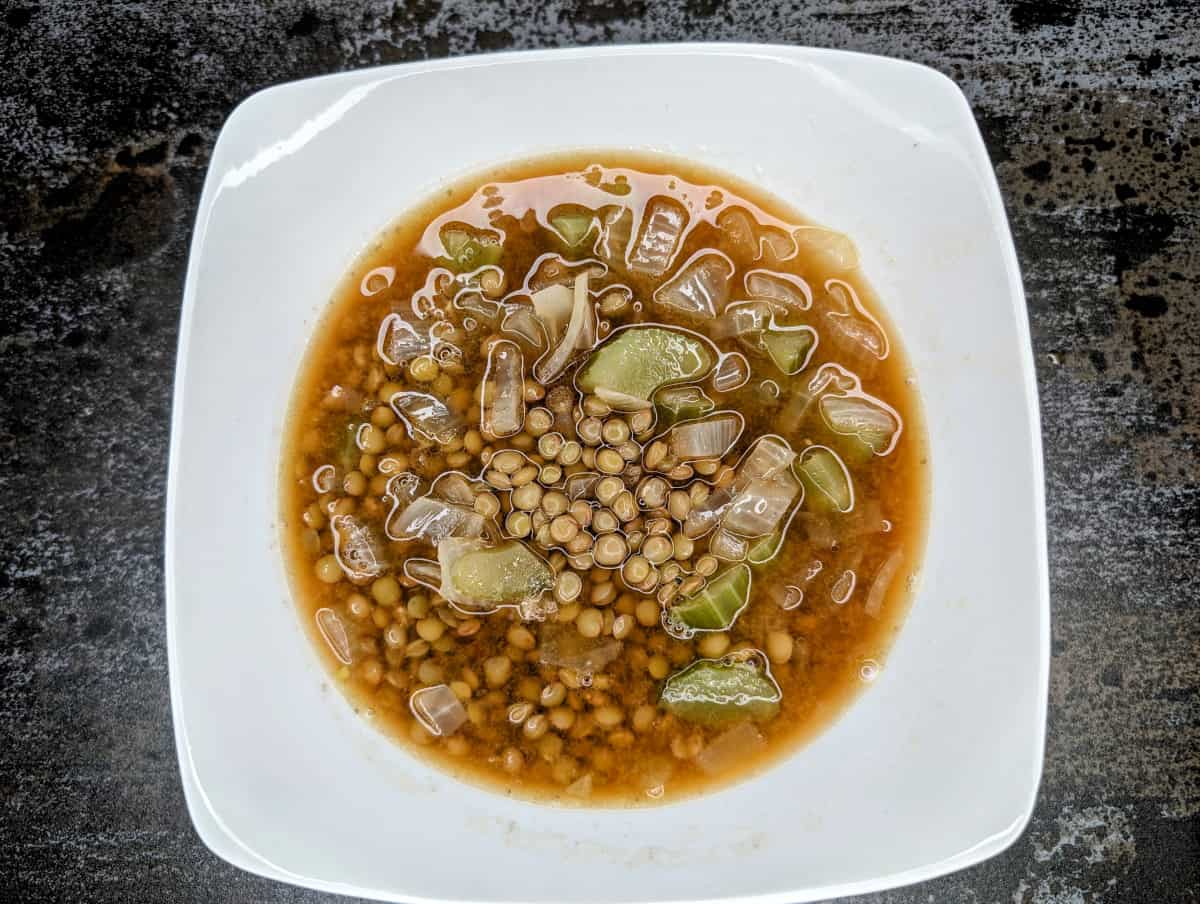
left=166, top=44, right=1048, bottom=903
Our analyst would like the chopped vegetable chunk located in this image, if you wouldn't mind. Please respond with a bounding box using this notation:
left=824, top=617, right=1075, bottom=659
left=548, top=207, right=596, bottom=247
left=654, top=385, right=716, bottom=426
left=440, top=223, right=503, bottom=272
left=660, top=657, right=782, bottom=724
left=440, top=539, right=554, bottom=611
left=576, top=326, right=715, bottom=409
left=668, top=564, right=751, bottom=632
left=796, top=446, right=854, bottom=513
left=762, top=327, right=816, bottom=375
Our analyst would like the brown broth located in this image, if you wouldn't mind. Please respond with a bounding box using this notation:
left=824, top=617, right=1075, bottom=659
left=280, top=151, right=929, bottom=806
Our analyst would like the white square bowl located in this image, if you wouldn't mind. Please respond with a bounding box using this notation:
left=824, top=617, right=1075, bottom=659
left=166, top=44, right=1048, bottom=903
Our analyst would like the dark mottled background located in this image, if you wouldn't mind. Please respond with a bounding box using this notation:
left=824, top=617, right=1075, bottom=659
left=1, top=1, right=1196, bottom=901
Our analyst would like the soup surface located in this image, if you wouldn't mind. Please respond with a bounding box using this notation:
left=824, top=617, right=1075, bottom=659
left=281, top=152, right=928, bottom=805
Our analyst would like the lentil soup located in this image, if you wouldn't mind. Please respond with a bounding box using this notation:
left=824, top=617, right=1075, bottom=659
left=281, top=152, right=928, bottom=805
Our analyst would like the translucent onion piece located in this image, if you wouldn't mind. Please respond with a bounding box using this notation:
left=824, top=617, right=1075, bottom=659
left=819, top=395, right=901, bottom=456
left=410, top=280, right=446, bottom=321
left=806, top=362, right=860, bottom=397
left=825, top=279, right=888, bottom=359
left=315, top=607, right=352, bottom=664
left=795, top=513, right=836, bottom=550
left=410, top=684, right=467, bottom=737
left=683, top=487, right=733, bottom=539
left=331, top=515, right=387, bottom=581
left=714, top=205, right=759, bottom=257
left=482, top=339, right=526, bottom=438
left=500, top=303, right=547, bottom=348
left=530, top=283, right=573, bottom=341
left=533, top=272, right=594, bottom=385
left=713, top=300, right=771, bottom=340
left=744, top=269, right=812, bottom=311
left=775, top=585, right=804, bottom=611
left=696, top=722, right=766, bottom=775
left=383, top=471, right=426, bottom=530
left=390, top=392, right=463, bottom=444
left=794, top=226, right=859, bottom=271
left=376, top=313, right=431, bottom=366
left=429, top=321, right=464, bottom=371
left=778, top=388, right=818, bottom=435
left=760, top=229, right=797, bottom=262
left=710, top=528, right=749, bottom=562
left=388, top=496, right=485, bottom=543
left=565, top=773, right=594, bottom=799
left=722, top=475, right=800, bottom=539
left=453, top=290, right=502, bottom=324
left=826, top=314, right=888, bottom=366
left=712, top=353, right=751, bottom=392
left=865, top=548, right=904, bottom=617
left=520, top=254, right=607, bottom=295
left=360, top=266, right=395, bottom=297
left=736, top=435, right=796, bottom=485
left=538, top=623, right=623, bottom=674
left=402, top=557, right=442, bottom=593
left=667, top=412, right=744, bottom=461
left=597, top=205, right=633, bottom=266
left=564, top=472, right=601, bottom=500
left=831, top=569, right=857, bottom=605
left=653, top=250, right=734, bottom=320
left=430, top=472, right=477, bottom=506
left=628, top=195, right=688, bottom=276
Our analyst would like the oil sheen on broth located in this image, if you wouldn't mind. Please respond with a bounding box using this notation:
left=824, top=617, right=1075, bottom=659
left=281, top=152, right=928, bottom=805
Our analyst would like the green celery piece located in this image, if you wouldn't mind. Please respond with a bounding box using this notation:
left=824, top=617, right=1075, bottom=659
left=440, top=225, right=503, bottom=273
left=576, top=326, right=715, bottom=408
left=660, top=658, right=781, bottom=725
left=668, top=564, right=751, bottom=631
left=762, top=328, right=815, bottom=376
left=449, top=542, right=553, bottom=605
left=747, top=531, right=783, bottom=566
left=796, top=447, right=853, bottom=513
left=654, top=386, right=716, bottom=427
left=549, top=210, right=595, bottom=247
